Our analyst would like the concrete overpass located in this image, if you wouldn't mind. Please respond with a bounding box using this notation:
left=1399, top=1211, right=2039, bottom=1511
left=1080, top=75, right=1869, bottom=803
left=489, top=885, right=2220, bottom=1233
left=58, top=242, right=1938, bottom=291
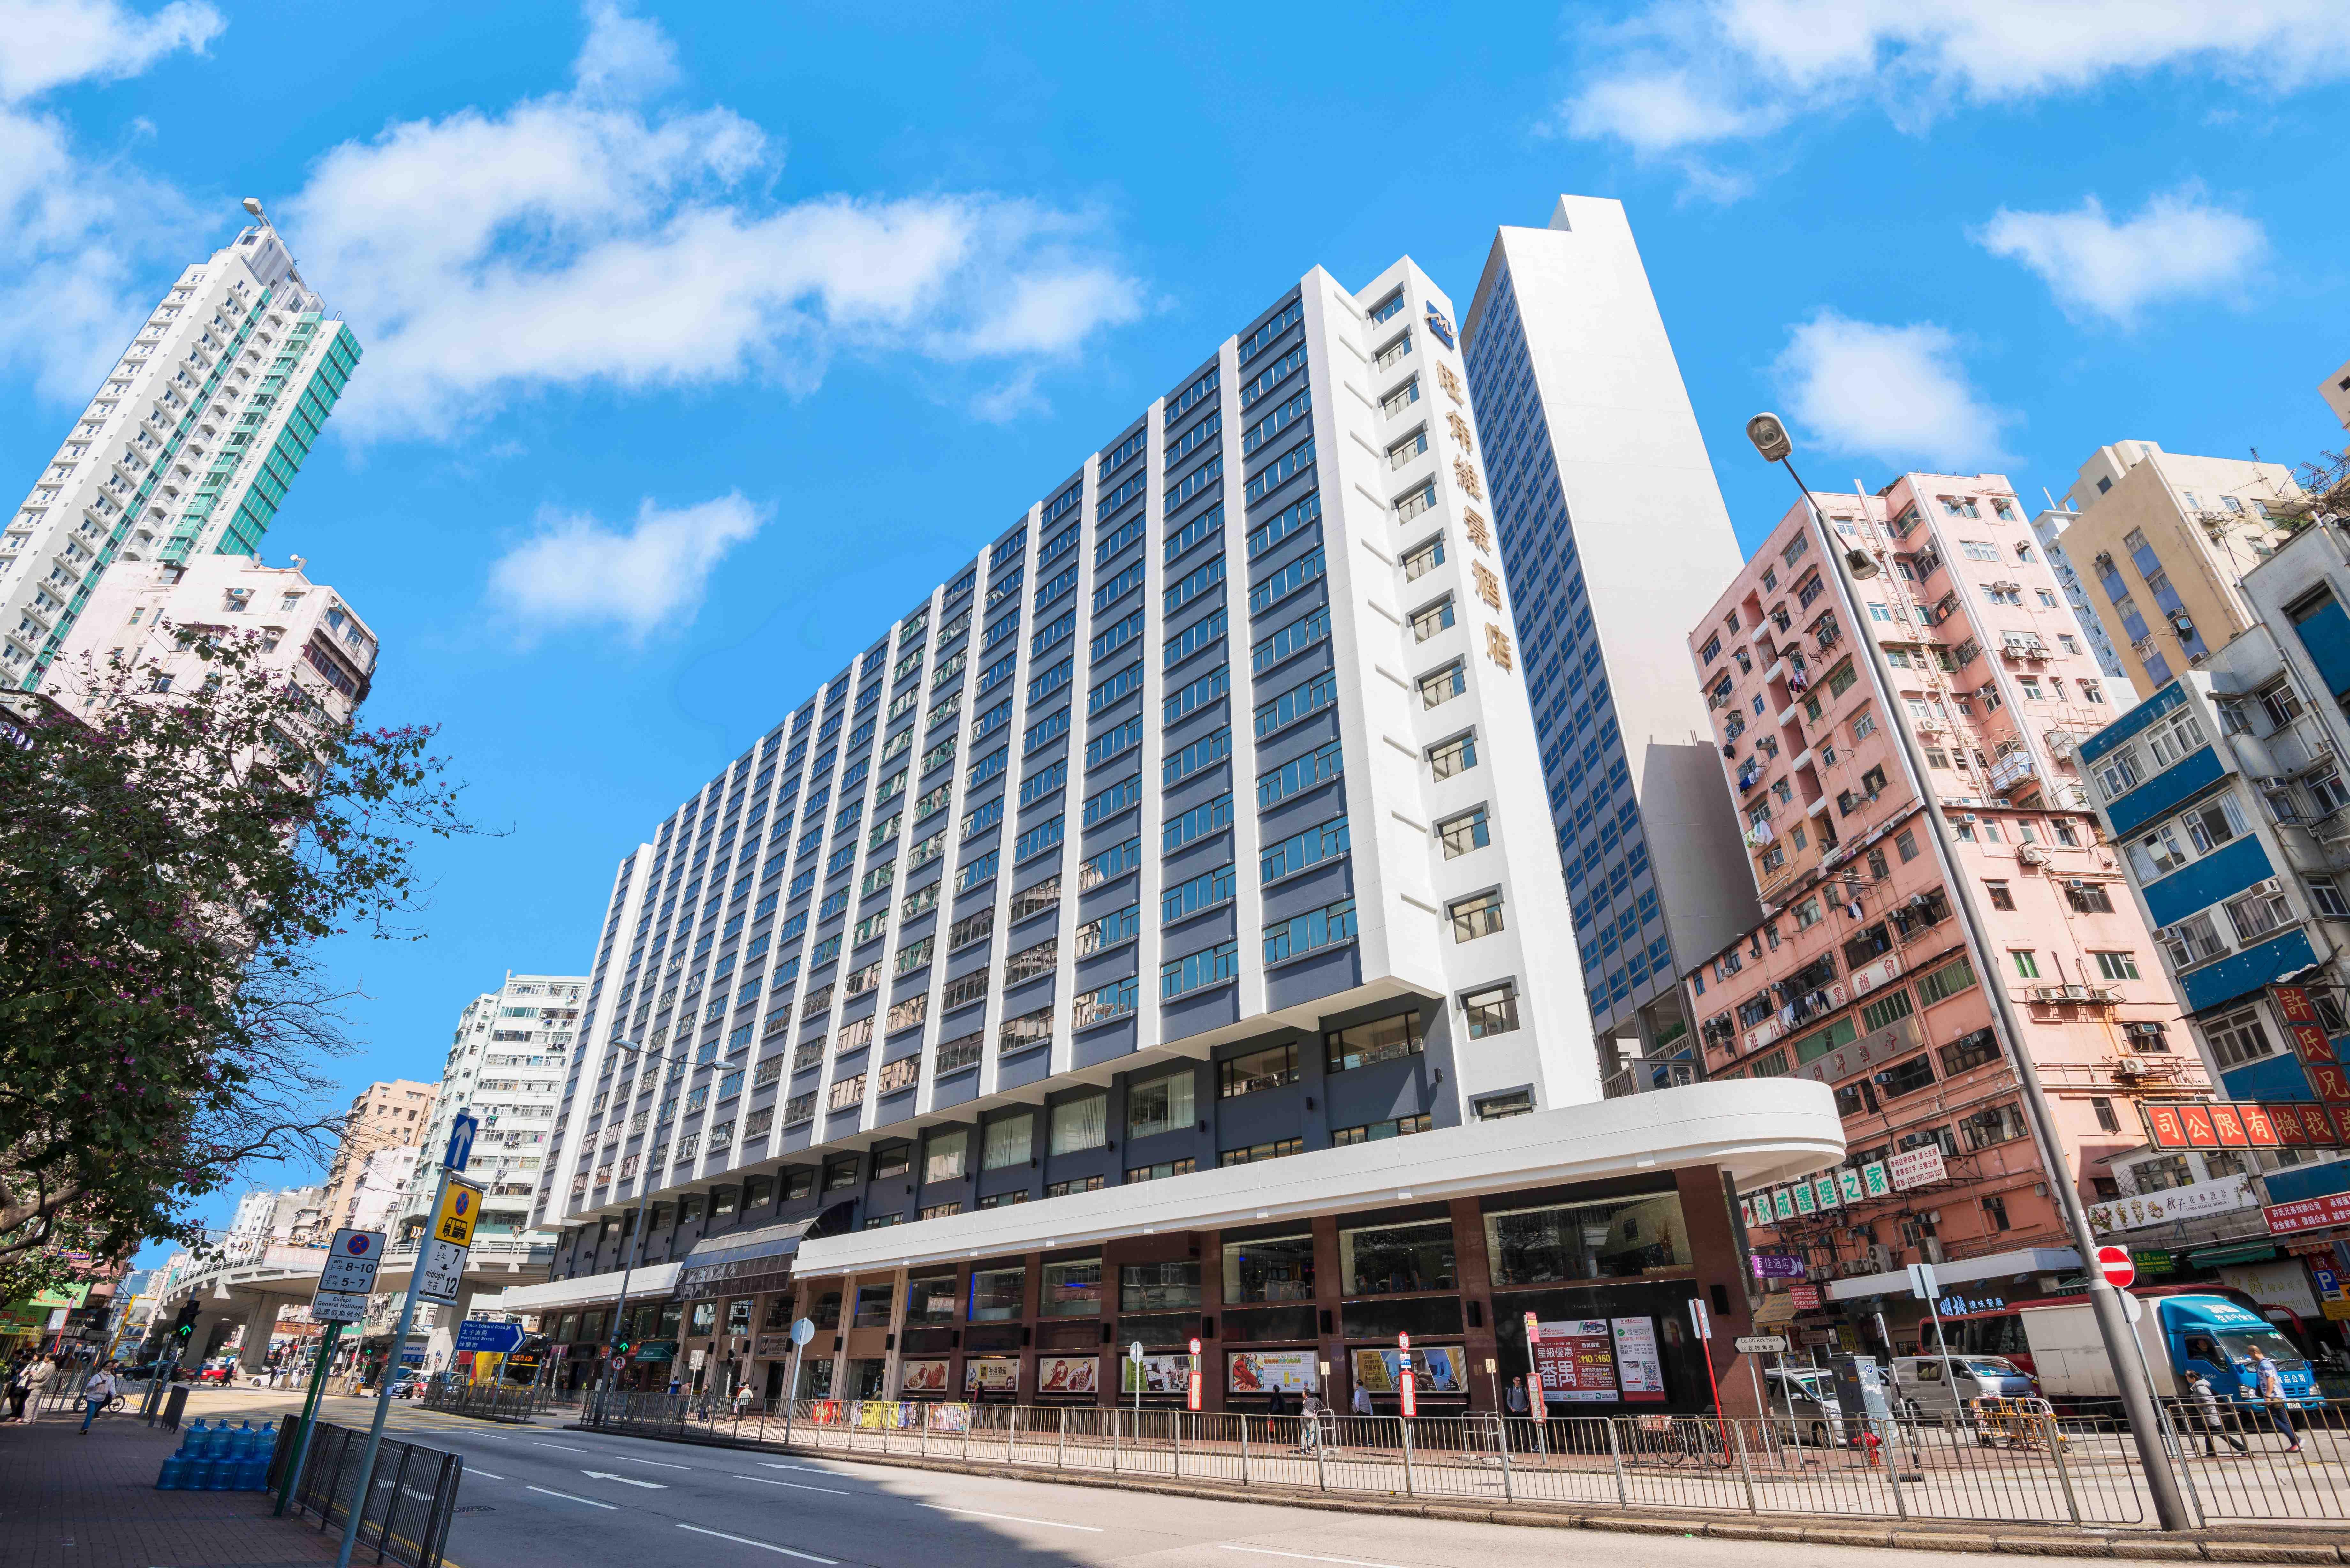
left=157, top=1236, right=555, bottom=1370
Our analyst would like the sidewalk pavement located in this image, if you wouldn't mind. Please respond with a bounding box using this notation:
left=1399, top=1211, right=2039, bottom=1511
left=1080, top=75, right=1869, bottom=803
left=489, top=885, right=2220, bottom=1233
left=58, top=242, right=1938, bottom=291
left=0, top=1401, right=341, bottom=1568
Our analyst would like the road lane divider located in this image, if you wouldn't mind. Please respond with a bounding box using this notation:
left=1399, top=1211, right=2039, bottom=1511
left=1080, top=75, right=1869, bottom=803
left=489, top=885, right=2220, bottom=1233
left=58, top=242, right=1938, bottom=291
left=678, top=1523, right=837, bottom=1562
left=736, top=1475, right=852, bottom=1495
left=524, top=1485, right=616, bottom=1509
left=918, top=1504, right=1103, bottom=1532
left=582, top=1470, right=668, bottom=1489
left=1218, top=1547, right=1407, bottom=1568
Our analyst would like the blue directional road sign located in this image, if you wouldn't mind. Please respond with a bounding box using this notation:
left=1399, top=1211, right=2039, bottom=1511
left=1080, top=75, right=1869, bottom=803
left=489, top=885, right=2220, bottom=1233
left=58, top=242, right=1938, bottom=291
left=453, top=1319, right=524, bottom=1355
left=445, top=1111, right=478, bottom=1173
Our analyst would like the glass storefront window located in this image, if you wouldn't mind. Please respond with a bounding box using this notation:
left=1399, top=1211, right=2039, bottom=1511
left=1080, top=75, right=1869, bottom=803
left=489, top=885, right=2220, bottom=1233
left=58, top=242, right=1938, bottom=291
left=1224, top=1235, right=1315, bottom=1304
left=849, top=1357, right=888, bottom=1399
left=1325, top=1012, right=1423, bottom=1073
left=1127, top=1071, right=1196, bottom=1139
left=726, top=1299, right=753, bottom=1333
left=853, top=1284, right=894, bottom=1327
left=925, top=1127, right=969, bottom=1183
left=658, top=1302, right=682, bottom=1338
left=970, top=1265, right=1025, bottom=1321
left=1042, top=1258, right=1103, bottom=1317
left=1483, top=1192, right=1689, bottom=1286
left=556, top=1312, right=579, bottom=1340
left=1340, top=1221, right=1455, bottom=1295
left=811, top=1290, right=841, bottom=1329
left=1120, top=1260, right=1201, bottom=1314
left=581, top=1310, right=608, bottom=1340
left=797, top=1357, right=834, bottom=1398
left=983, top=1112, right=1033, bottom=1169
left=906, top=1275, right=958, bottom=1324
left=688, top=1302, right=716, bottom=1335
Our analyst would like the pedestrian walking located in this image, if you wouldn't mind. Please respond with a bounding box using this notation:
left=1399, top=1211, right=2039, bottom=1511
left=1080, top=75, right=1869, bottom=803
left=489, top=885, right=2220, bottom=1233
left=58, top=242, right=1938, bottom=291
left=5, top=1356, right=31, bottom=1423
left=734, top=1380, right=755, bottom=1419
left=1504, top=1378, right=1528, bottom=1416
left=1299, top=1389, right=1324, bottom=1453
left=77, top=1363, right=118, bottom=1434
left=23, top=1353, right=57, bottom=1419
left=1350, top=1381, right=1371, bottom=1417
left=2254, top=1353, right=2302, bottom=1453
left=2182, top=1370, right=2247, bottom=1456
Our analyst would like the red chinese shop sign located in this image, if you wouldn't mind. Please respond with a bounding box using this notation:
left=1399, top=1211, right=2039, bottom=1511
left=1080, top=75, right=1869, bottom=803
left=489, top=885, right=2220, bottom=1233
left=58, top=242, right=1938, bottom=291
left=2142, top=1100, right=2350, bottom=1150
left=2266, top=1192, right=2350, bottom=1236
left=2273, top=985, right=2350, bottom=1102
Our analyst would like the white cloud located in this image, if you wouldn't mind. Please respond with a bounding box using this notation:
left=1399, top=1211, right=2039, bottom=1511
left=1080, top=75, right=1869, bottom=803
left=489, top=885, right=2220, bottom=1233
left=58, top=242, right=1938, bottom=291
left=487, top=492, right=767, bottom=641
left=1562, top=0, right=2350, bottom=156
left=0, top=0, right=219, bottom=399
left=284, top=4, right=1147, bottom=438
left=0, top=0, right=222, bottom=104
left=570, top=0, right=677, bottom=102
left=1974, top=188, right=2266, bottom=325
left=1772, top=311, right=2012, bottom=468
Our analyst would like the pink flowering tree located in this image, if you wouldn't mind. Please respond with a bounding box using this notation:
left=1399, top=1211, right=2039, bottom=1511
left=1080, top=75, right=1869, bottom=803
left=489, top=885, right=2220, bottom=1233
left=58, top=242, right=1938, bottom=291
left=0, top=625, right=475, bottom=1284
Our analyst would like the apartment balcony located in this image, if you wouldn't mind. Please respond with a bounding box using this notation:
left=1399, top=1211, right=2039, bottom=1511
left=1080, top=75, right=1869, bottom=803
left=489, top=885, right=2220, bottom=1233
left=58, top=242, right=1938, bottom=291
left=1987, top=750, right=2037, bottom=794
left=1601, top=1057, right=1701, bottom=1100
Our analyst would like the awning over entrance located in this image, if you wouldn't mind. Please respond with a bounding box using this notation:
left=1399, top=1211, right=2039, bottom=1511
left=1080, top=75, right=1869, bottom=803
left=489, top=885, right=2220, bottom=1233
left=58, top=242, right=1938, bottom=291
left=676, top=1216, right=817, bottom=1301
left=2187, top=1240, right=2280, bottom=1268
left=1825, top=1246, right=2079, bottom=1303
left=497, top=1260, right=681, bottom=1315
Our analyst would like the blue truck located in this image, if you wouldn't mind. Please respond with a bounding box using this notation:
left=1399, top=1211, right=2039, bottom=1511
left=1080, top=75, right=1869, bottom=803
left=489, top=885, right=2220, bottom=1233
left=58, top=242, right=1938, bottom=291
left=2020, top=1293, right=2325, bottom=1410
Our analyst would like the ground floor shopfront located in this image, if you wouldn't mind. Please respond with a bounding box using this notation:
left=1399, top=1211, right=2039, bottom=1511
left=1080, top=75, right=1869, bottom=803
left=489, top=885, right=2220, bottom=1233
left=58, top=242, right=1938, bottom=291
left=505, top=1085, right=1846, bottom=1417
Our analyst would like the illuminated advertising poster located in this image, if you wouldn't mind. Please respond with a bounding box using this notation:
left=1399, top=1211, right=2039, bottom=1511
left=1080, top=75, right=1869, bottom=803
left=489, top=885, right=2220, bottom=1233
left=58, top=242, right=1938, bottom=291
left=1122, top=1354, right=1189, bottom=1394
left=1035, top=1355, right=1098, bottom=1396
left=1611, top=1317, right=1667, bottom=1402
left=964, top=1357, right=1020, bottom=1393
left=898, top=1359, right=949, bottom=1393
left=1533, top=1318, right=1617, bottom=1403
left=1351, top=1346, right=1464, bottom=1394
left=1228, top=1350, right=1317, bottom=1393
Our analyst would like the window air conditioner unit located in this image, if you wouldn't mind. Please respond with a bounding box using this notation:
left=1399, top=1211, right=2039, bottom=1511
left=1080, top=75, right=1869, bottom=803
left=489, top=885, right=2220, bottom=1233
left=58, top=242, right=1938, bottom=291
left=1961, top=813, right=1980, bottom=823
left=2252, top=879, right=2283, bottom=897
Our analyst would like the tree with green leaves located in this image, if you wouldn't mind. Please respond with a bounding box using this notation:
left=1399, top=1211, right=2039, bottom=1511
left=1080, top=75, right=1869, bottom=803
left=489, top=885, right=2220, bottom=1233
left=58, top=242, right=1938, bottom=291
left=0, top=622, right=473, bottom=1278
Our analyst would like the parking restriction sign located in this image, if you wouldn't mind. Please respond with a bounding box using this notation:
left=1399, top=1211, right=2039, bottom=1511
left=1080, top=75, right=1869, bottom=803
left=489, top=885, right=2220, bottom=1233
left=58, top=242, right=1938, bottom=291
left=432, top=1179, right=484, bottom=1247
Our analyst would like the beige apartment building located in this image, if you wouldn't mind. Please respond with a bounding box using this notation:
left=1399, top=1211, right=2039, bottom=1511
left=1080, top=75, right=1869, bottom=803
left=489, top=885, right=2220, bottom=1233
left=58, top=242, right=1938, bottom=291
left=321, top=1079, right=437, bottom=1234
left=2053, top=441, right=2300, bottom=699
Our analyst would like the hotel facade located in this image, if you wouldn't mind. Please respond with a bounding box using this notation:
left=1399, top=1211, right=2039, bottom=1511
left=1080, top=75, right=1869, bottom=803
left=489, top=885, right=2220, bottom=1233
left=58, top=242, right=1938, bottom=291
left=504, top=245, right=1840, bottom=1414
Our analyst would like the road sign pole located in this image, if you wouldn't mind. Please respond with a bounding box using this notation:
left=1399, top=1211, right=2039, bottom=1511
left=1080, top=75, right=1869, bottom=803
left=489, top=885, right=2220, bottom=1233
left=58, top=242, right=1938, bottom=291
left=277, top=1321, right=342, bottom=1517
left=334, top=1166, right=449, bottom=1568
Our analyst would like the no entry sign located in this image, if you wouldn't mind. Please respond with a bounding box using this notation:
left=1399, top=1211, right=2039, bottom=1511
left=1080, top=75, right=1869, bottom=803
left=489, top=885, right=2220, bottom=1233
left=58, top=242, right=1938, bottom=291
left=2096, top=1244, right=2136, bottom=1290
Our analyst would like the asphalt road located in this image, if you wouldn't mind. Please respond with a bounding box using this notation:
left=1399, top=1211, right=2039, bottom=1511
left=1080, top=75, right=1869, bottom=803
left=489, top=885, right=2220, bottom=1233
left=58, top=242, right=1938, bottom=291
left=185, top=1388, right=2116, bottom=1568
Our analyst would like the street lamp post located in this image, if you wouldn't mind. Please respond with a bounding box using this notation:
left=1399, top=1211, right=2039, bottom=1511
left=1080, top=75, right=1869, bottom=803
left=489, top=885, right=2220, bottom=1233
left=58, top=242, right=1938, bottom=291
left=1742, top=412, right=2191, bottom=1531
left=591, top=1038, right=702, bottom=1422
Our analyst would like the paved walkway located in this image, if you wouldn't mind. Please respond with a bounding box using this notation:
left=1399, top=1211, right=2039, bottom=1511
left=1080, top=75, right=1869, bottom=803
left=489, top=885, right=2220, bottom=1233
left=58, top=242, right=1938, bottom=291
left=0, top=1401, right=340, bottom=1568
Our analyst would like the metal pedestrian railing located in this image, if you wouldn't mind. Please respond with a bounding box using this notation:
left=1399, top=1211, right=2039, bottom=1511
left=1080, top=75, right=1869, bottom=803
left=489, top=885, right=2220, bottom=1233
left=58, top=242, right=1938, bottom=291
left=420, top=1378, right=573, bottom=1421
left=267, top=1418, right=464, bottom=1568
left=577, top=1392, right=2350, bottom=1530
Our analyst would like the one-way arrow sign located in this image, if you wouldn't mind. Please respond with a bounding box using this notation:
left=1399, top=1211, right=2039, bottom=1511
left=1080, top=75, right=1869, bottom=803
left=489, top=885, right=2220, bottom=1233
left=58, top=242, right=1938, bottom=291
left=581, top=1471, right=667, bottom=1489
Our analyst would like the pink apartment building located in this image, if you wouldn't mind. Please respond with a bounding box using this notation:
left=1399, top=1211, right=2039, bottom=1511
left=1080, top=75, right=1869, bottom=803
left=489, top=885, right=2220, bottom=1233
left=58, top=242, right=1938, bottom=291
left=1684, top=473, right=2202, bottom=1350
left=48, top=553, right=375, bottom=727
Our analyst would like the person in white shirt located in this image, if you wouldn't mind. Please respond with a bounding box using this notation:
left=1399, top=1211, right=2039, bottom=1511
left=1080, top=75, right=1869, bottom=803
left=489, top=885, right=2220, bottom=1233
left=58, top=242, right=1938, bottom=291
left=78, top=1363, right=119, bottom=1434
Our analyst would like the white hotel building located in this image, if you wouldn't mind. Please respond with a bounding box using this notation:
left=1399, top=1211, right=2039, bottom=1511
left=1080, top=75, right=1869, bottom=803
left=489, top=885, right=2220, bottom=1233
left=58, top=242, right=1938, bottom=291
left=0, top=212, right=358, bottom=688
left=505, top=233, right=1839, bottom=1415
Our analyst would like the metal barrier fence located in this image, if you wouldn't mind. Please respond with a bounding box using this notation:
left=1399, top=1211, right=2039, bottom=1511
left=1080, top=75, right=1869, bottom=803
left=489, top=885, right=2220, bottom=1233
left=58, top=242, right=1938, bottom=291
left=267, top=1419, right=464, bottom=1568
left=580, top=1392, right=2350, bottom=1530
left=420, top=1379, right=568, bottom=1421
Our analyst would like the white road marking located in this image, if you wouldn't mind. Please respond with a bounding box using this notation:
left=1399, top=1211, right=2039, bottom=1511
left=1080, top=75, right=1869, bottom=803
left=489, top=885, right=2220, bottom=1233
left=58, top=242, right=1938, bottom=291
left=531, top=1440, right=589, bottom=1452
left=1218, top=1548, right=1406, bottom=1568
left=610, top=1454, right=694, bottom=1470
left=466, top=1469, right=507, bottom=1480
left=582, top=1470, right=668, bottom=1489
left=759, top=1462, right=842, bottom=1474
left=678, top=1524, right=838, bottom=1562
left=919, top=1504, right=1103, bottom=1532
left=737, top=1474, right=852, bottom=1495
left=525, top=1484, right=616, bottom=1509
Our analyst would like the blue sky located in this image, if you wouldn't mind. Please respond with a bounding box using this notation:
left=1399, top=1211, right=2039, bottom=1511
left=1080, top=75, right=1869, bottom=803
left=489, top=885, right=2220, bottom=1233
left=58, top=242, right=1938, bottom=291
left=4, top=0, right=2344, bottom=1243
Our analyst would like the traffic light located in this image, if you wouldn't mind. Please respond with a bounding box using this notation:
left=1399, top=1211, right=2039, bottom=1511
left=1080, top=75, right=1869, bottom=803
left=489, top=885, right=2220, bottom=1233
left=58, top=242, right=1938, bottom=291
left=611, top=1338, right=632, bottom=1358
left=172, top=1299, right=201, bottom=1342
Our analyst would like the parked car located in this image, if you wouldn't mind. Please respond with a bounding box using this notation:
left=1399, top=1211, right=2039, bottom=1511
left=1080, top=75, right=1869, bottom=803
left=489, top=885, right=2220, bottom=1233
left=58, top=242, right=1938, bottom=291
left=390, top=1371, right=429, bottom=1400
left=1891, top=1355, right=2036, bottom=1423
left=1763, top=1364, right=1846, bottom=1447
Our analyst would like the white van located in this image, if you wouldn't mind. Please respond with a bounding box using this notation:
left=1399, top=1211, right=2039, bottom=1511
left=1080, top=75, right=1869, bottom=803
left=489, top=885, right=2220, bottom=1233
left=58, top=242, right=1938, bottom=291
left=1891, top=1355, right=2036, bottom=1422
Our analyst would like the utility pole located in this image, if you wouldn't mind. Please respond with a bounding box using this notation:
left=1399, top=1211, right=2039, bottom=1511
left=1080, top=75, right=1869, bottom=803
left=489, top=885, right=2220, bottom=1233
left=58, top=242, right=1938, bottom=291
left=1743, top=413, right=2192, bottom=1531
left=334, top=1113, right=477, bottom=1568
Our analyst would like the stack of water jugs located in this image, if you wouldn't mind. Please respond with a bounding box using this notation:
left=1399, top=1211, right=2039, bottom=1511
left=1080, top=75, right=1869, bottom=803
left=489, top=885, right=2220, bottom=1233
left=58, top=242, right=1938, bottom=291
left=155, top=1418, right=277, bottom=1490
